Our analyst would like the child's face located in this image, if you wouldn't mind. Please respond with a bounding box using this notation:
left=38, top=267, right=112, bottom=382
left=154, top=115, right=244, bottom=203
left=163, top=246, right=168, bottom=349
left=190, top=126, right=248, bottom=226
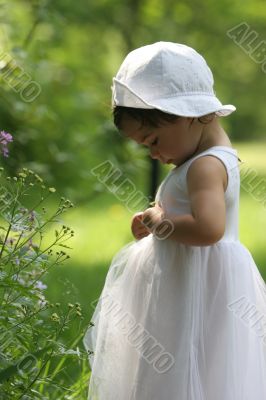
left=119, top=114, right=201, bottom=167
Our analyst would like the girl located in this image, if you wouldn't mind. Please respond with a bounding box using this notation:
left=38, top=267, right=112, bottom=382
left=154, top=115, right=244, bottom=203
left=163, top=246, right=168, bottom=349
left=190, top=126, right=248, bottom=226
left=83, top=42, right=266, bottom=399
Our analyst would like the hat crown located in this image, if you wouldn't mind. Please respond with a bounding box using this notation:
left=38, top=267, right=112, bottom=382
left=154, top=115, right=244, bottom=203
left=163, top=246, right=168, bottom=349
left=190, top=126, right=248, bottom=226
left=112, top=41, right=236, bottom=118
left=115, top=42, right=214, bottom=101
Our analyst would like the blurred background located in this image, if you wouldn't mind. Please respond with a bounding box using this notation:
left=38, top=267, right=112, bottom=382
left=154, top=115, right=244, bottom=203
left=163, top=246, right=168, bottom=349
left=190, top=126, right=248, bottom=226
left=0, top=0, right=266, bottom=389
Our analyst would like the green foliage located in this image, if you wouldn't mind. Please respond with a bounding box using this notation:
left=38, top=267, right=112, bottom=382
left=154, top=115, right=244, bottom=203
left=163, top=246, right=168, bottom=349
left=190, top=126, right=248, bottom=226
left=0, top=0, right=265, bottom=201
left=0, top=168, right=90, bottom=399
left=1, top=2, right=264, bottom=397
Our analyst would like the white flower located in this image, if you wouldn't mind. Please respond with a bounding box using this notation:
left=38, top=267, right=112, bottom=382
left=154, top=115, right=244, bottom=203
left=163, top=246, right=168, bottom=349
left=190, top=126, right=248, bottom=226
left=34, top=280, right=47, bottom=290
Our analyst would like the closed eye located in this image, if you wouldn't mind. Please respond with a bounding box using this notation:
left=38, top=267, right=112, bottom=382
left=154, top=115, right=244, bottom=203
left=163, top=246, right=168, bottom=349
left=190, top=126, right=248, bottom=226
left=151, top=138, right=158, bottom=146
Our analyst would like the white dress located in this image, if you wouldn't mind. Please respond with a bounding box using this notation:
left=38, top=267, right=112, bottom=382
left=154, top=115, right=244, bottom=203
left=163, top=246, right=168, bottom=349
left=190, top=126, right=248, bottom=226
left=83, top=146, right=266, bottom=400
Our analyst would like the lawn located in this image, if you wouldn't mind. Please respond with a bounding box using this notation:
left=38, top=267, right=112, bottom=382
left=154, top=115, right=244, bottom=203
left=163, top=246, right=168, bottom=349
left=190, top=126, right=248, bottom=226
left=44, top=141, right=266, bottom=319
left=42, top=141, right=266, bottom=394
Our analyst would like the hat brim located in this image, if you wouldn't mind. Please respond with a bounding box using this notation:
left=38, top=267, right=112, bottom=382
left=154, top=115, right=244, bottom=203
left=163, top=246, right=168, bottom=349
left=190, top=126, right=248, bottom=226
left=112, top=79, right=236, bottom=117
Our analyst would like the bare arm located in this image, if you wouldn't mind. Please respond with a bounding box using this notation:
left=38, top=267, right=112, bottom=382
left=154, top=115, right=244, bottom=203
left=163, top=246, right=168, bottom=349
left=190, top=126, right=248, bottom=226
left=162, top=156, right=227, bottom=246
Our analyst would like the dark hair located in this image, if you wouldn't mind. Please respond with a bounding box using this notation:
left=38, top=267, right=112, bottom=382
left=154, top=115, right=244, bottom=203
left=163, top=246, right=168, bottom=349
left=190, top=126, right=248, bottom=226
left=112, top=105, right=215, bottom=130
left=112, top=106, right=243, bottom=162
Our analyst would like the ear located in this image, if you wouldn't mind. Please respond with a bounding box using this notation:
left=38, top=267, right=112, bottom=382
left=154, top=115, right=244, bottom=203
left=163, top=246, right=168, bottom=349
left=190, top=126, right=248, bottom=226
left=198, top=113, right=215, bottom=124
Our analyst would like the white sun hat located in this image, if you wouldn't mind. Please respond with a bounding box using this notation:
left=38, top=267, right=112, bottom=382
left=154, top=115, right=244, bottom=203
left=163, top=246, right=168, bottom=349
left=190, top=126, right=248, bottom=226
left=111, top=41, right=236, bottom=118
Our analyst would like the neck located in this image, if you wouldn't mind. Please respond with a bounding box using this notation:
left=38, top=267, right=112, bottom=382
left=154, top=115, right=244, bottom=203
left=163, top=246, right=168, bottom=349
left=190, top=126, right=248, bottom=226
left=195, top=117, right=231, bottom=154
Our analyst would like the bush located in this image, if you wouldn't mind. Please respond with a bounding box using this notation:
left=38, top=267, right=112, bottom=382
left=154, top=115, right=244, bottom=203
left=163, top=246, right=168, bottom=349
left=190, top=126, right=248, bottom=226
left=0, top=133, right=92, bottom=399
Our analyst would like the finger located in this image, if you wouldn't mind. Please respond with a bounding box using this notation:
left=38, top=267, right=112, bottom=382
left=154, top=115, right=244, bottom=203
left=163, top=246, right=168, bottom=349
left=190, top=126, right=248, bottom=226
left=133, top=212, right=143, bottom=220
left=136, top=228, right=149, bottom=236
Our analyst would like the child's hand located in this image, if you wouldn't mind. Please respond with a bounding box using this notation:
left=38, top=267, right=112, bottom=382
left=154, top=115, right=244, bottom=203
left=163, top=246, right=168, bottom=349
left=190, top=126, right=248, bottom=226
left=142, top=204, right=165, bottom=234
left=131, top=212, right=150, bottom=240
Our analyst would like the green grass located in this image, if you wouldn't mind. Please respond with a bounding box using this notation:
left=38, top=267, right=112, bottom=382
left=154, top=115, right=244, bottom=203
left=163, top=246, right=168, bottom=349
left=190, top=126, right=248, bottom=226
left=236, top=141, right=266, bottom=175
left=39, top=141, right=266, bottom=396
left=237, top=141, right=266, bottom=276
left=44, top=200, right=133, bottom=315
left=44, top=141, right=266, bottom=312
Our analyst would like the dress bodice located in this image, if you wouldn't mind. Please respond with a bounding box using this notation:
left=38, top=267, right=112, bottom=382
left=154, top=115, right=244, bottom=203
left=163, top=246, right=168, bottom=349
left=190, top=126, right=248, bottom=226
left=155, top=146, right=241, bottom=243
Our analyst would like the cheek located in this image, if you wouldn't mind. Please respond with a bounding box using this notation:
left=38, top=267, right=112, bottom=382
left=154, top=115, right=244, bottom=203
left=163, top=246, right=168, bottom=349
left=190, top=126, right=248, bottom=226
left=164, top=136, right=185, bottom=157
left=175, top=128, right=189, bottom=148
left=160, top=141, right=178, bottom=157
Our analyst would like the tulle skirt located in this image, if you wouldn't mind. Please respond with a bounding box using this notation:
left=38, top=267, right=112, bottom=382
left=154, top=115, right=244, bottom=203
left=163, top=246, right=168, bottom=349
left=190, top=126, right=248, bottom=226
left=83, top=234, right=266, bottom=400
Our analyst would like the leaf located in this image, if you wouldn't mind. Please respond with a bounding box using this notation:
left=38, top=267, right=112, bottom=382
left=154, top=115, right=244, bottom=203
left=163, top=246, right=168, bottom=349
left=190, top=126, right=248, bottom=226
left=0, top=345, right=53, bottom=383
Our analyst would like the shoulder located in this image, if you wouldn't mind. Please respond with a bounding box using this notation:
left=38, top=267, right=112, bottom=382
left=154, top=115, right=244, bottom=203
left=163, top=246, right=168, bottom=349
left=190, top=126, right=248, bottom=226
left=184, top=155, right=227, bottom=243
left=186, top=154, right=228, bottom=193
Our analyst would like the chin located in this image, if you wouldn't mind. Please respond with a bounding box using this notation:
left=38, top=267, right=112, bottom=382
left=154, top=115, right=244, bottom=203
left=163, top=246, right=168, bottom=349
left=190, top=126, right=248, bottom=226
left=159, top=157, right=178, bottom=166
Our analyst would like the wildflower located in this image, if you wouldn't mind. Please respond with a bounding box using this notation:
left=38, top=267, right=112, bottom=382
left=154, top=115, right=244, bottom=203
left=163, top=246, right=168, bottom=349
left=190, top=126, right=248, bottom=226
left=51, top=312, right=60, bottom=322
left=12, top=274, right=26, bottom=285
left=28, top=211, right=35, bottom=223
left=28, top=239, right=38, bottom=250
left=0, top=130, right=13, bottom=157
left=34, top=280, right=47, bottom=290
left=37, top=294, right=48, bottom=307
left=34, top=174, right=43, bottom=183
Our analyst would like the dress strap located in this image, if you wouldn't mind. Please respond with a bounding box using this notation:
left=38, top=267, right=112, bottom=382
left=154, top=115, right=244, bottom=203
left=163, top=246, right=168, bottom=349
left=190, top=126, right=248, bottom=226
left=175, top=146, right=241, bottom=201
left=201, top=146, right=242, bottom=162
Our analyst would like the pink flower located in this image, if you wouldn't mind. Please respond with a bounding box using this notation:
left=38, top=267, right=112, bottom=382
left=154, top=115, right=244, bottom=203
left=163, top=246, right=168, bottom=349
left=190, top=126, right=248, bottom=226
left=0, top=130, right=13, bottom=157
